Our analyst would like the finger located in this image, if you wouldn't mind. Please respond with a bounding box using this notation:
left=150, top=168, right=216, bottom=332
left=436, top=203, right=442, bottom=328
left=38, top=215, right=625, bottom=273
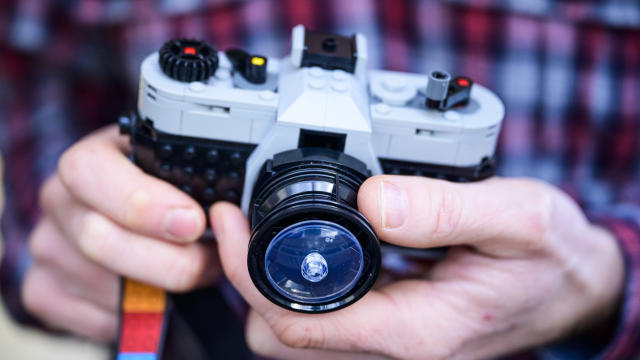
left=22, top=265, right=118, bottom=341
left=42, top=179, right=218, bottom=291
left=358, top=175, right=562, bottom=257
left=245, top=310, right=388, bottom=360
left=29, top=218, right=119, bottom=312
left=56, top=125, right=205, bottom=243
left=211, top=202, right=402, bottom=355
left=210, top=202, right=274, bottom=314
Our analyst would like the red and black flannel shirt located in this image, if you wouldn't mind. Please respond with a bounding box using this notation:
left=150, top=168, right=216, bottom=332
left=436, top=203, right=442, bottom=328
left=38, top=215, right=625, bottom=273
left=1, top=1, right=639, bottom=359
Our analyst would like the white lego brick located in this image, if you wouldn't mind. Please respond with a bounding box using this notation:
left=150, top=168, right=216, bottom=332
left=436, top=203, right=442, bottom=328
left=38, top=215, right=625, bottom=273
left=371, top=106, right=463, bottom=133
left=455, top=132, right=499, bottom=167
left=185, top=84, right=278, bottom=112
left=369, top=69, right=425, bottom=95
left=231, top=107, right=275, bottom=123
left=278, top=91, right=327, bottom=129
left=217, top=52, right=233, bottom=70
left=371, top=133, right=391, bottom=159
left=388, top=133, right=459, bottom=165
left=370, top=74, right=417, bottom=106
left=371, top=122, right=412, bottom=136
left=277, top=63, right=327, bottom=129
left=211, top=69, right=234, bottom=87
left=242, top=124, right=300, bottom=210
left=462, top=85, right=505, bottom=132
left=354, top=32, right=368, bottom=81
left=279, top=61, right=372, bottom=134
left=324, top=78, right=371, bottom=134
left=250, top=114, right=276, bottom=143
left=369, top=69, right=504, bottom=134
left=343, top=134, right=383, bottom=175
left=266, top=57, right=280, bottom=74
left=230, top=108, right=277, bottom=142
left=290, top=25, right=305, bottom=68
left=138, top=89, right=183, bottom=135
left=181, top=107, right=252, bottom=143
left=141, top=54, right=186, bottom=101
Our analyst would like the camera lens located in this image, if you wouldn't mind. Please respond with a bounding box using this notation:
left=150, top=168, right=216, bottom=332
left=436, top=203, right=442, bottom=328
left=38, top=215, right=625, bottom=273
left=265, top=220, right=364, bottom=303
left=248, top=148, right=380, bottom=313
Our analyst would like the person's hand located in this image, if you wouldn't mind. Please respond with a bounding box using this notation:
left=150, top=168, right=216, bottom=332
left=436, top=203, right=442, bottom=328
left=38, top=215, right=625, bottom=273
left=22, top=125, right=219, bottom=341
left=211, top=176, right=624, bottom=360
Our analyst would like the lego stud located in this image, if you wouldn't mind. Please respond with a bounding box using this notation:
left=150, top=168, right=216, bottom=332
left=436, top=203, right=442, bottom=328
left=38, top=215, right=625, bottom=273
left=183, top=146, right=196, bottom=161
left=118, top=116, right=131, bottom=135
left=206, top=149, right=219, bottom=163
left=205, top=168, right=216, bottom=182
left=159, top=144, right=173, bottom=159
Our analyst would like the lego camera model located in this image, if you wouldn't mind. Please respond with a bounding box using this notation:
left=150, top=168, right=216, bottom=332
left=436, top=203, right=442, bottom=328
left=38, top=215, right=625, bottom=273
left=118, top=25, right=505, bottom=313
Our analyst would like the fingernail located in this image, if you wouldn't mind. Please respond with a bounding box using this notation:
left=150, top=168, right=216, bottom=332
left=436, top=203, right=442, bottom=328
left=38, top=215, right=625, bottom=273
left=381, top=181, right=407, bottom=229
left=164, top=208, right=201, bottom=241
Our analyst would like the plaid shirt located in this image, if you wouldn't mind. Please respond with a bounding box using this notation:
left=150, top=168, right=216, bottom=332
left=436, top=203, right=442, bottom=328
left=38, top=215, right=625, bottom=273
left=1, top=0, right=639, bottom=359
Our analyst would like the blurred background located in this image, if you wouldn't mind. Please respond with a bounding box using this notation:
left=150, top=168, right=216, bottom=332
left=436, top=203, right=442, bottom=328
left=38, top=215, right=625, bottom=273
left=1, top=1, right=638, bottom=359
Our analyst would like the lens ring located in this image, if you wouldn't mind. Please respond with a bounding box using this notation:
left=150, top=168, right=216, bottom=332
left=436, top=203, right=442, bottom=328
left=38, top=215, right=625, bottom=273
left=247, top=149, right=380, bottom=313
left=264, top=220, right=364, bottom=304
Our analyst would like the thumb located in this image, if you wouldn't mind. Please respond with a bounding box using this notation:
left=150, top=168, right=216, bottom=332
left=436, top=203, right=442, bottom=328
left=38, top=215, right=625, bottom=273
left=357, top=175, right=556, bottom=256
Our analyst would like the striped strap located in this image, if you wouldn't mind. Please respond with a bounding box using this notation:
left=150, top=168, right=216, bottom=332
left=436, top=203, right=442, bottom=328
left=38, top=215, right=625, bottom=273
left=115, top=279, right=169, bottom=360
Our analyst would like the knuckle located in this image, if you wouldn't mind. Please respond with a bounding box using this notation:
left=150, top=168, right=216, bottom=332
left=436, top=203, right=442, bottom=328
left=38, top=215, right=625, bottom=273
left=77, top=212, right=113, bottom=262
left=431, top=321, right=485, bottom=360
left=168, top=248, right=205, bottom=291
left=57, top=143, right=85, bottom=188
left=21, top=270, right=46, bottom=318
left=87, top=314, right=118, bottom=342
left=519, top=181, right=555, bottom=248
left=224, top=261, right=246, bottom=289
left=426, top=183, right=463, bottom=240
left=245, top=322, right=273, bottom=357
left=123, top=189, right=151, bottom=228
left=28, top=225, right=52, bottom=262
left=244, top=330, right=264, bottom=356
left=272, top=319, right=326, bottom=349
left=38, top=176, right=60, bottom=212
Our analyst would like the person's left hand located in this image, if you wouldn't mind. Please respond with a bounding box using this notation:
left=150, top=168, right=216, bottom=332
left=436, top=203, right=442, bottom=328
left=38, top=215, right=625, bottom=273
left=210, top=175, right=624, bottom=360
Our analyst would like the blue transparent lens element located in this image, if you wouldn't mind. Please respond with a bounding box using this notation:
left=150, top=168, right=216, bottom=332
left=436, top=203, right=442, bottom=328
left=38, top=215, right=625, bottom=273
left=265, top=220, right=364, bottom=304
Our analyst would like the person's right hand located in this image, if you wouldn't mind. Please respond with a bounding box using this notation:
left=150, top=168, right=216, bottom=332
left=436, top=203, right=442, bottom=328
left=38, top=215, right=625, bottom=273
left=21, top=125, right=220, bottom=341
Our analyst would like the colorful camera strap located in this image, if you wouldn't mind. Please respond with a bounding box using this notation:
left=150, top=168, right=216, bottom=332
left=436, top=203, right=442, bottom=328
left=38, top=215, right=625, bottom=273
left=115, top=278, right=170, bottom=360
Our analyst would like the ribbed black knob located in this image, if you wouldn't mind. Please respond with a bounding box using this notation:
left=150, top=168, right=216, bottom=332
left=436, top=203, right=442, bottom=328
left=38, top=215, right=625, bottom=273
left=159, top=39, right=218, bottom=82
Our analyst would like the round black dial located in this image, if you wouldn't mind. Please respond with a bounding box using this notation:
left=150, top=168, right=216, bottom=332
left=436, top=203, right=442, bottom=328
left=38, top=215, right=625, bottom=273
left=158, top=39, right=218, bottom=82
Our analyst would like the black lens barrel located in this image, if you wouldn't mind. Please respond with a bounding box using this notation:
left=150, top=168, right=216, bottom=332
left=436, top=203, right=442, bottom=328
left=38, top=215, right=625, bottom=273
left=247, top=148, right=381, bottom=313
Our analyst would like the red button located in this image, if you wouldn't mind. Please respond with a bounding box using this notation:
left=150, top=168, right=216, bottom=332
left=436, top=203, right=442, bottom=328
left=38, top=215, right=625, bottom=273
left=457, top=78, right=470, bottom=87
left=183, top=47, right=197, bottom=55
